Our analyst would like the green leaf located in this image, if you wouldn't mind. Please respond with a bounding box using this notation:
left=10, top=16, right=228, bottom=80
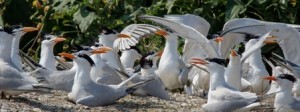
left=73, top=7, right=98, bottom=32
left=225, top=0, right=253, bottom=21
left=52, top=0, right=76, bottom=12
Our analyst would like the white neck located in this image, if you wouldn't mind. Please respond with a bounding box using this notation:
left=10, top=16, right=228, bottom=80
left=225, top=56, right=242, bottom=90
left=0, top=35, right=15, bottom=66
left=90, top=54, right=105, bottom=66
left=11, top=37, right=22, bottom=71
left=274, top=83, right=294, bottom=109
left=39, top=43, right=56, bottom=71
left=120, top=50, right=140, bottom=68
left=159, top=34, right=179, bottom=65
left=152, top=57, right=159, bottom=69
left=99, top=35, right=119, bottom=69
left=209, top=65, right=227, bottom=91
left=141, top=68, right=156, bottom=77
left=73, top=61, right=92, bottom=86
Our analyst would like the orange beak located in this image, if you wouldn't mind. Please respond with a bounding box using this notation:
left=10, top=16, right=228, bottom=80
left=214, top=37, right=224, bottom=43
left=155, top=30, right=168, bottom=36
left=22, top=27, right=39, bottom=32
left=58, top=52, right=75, bottom=59
left=91, top=46, right=113, bottom=54
left=118, top=34, right=131, bottom=38
left=230, top=50, right=238, bottom=57
left=264, top=76, right=277, bottom=81
left=190, top=58, right=209, bottom=65
left=53, top=37, right=66, bottom=43
left=263, top=36, right=278, bottom=44
left=155, top=50, right=163, bottom=57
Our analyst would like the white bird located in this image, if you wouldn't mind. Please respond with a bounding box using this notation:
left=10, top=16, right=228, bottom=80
left=225, top=50, right=243, bottom=91
left=25, top=47, right=110, bottom=92
left=0, top=26, right=50, bottom=98
left=39, top=34, right=66, bottom=71
left=264, top=74, right=300, bottom=111
left=59, top=52, right=153, bottom=107
left=98, top=27, right=120, bottom=69
left=243, top=39, right=270, bottom=94
left=131, top=53, right=170, bottom=100
left=120, top=46, right=142, bottom=72
left=190, top=58, right=262, bottom=111
left=114, top=23, right=187, bottom=90
left=89, top=45, right=123, bottom=84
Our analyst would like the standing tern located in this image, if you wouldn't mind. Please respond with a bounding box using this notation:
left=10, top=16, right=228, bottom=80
left=114, top=24, right=187, bottom=90
left=98, top=27, right=120, bottom=69
left=60, top=52, right=153, bottom=106
left=39, top=34, right=66, bottom=71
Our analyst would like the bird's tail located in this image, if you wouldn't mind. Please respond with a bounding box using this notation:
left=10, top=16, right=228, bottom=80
left=117, top=72, right=139, bottom=88
left=125, top=78, right=155, bottom=94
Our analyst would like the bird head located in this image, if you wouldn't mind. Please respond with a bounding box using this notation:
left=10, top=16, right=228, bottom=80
left=264, top=74, right=296, bottom=88
left=42, top=34, right=66, bottom=46
left=190, top=57, right=227, bottom=69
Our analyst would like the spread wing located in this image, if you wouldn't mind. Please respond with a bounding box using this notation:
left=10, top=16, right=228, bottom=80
left=163, top=14, right=212, bottom=63
left=113, top=24, right=162, bottom=51
left=139, top=15, right=220, bottom=58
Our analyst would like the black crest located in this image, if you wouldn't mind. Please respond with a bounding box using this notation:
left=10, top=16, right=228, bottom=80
left=140, top=53, right=153, bottom=69
left=205, top=58, right=227, bottom=67
left=100, top=27, right=116, bottom=35
left=2, top=25, right=22, bottom=34
left=78, top=53, right=95, bottom=66
left=278, top=74, right=297, bottom=83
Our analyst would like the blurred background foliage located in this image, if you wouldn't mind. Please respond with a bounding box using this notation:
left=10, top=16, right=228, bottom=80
left=0, top=0, right=299, bottom=59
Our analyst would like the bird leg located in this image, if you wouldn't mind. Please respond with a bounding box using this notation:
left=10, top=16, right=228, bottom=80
left=65, top=97, right=76, bottom=105
left=1, top=92, right=5, bottom=99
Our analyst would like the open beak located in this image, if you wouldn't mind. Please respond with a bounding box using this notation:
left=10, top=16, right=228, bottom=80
left=264, top=76, right=277, bottom=81
left=91, top=46, right=113, bottom=54
left=22, top=27, right=39, bottom=32
left=118, top=34, right=131, bottom=38
left=155, top=30, right=168, bottom=37
left=230, top=50, right=238, bottom=57
left=58, top=53, right=75, bottom=60
left=263, top=36, right=278, bottom=44
left=190, top=58, right=209, bottom=65
left=53, top=37, right=66, bottom=43
left=214, top=37, right=224, bottom=43
left=155, top=50, right=163, bottom=57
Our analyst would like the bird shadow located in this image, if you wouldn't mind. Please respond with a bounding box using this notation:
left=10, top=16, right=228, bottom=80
left=10, top=97, right=72, bottom=111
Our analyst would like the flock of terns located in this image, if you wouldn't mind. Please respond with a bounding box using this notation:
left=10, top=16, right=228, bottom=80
left=1, top=14, right=300, bottom=111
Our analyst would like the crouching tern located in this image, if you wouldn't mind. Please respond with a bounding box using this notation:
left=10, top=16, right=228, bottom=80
left=0, top=25, right=50, bottom=98
left=264, top=74, right=300, bottom=111
left=59, top=52, right=154, bottom=107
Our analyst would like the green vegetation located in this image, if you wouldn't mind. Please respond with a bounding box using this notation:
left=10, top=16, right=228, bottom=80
left=0, top=0, right=299, bottom=58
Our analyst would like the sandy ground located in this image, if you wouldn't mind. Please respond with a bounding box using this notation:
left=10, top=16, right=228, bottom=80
left=0, top=90, right=276, bottom=112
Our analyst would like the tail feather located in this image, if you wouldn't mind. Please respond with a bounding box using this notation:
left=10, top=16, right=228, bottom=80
left=126, top=78, right=155, bottom=94
left=117, top=72, right=140, bottom=88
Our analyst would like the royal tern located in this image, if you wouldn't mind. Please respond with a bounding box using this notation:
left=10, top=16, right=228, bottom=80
left=39, top=34, right=66, bottom=71
left=114, top=23, right=187, bottom=90
left=243, top=39, right=270, bottom=94
left=190, top=58, right=262, bottom=111
left=131, top=53, right=170, bottom=100
left=89, top=45, right=123, bottom=84
left=0, top=26, right=50, bottom=98
left=265, top=74, right=300, bottom=111
left=225, top=50, right=243, bottom=91
left=120, top=46, right=142, bottom=72
left=60, top=52, right=153, bottom=106
left=98, top=27, right=120, bottom=69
